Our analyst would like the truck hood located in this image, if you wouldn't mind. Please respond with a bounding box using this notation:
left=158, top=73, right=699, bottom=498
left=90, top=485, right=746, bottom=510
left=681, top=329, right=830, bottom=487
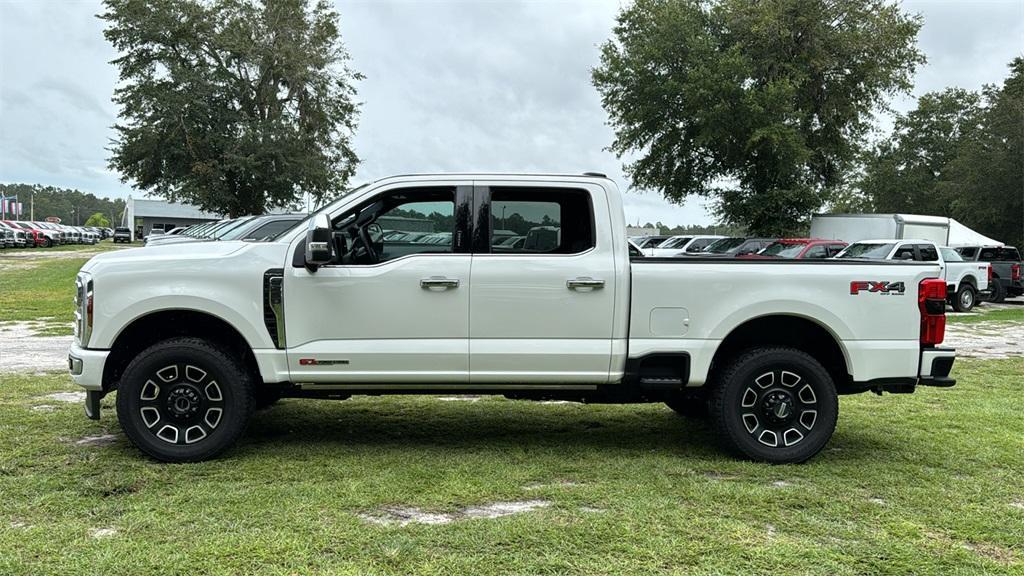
left=81, top=241, right=249, bottom=273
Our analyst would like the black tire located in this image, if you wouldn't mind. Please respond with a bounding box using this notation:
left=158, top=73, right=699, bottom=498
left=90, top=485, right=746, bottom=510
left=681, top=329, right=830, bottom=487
left=952, top=283, right=976, bottom=312
left=116, top=337, right=254, bottom=462
left=665, top=394, right=709, bottom=419
left=44, top=238, right=53, bottom=248
left=710, top=347, right=838, bottom=464
left=988, top=280, right=1006, bottom=303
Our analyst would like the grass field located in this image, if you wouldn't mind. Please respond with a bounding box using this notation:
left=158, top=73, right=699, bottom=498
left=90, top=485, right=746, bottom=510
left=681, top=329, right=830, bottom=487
left=1, top=359, right=1022, bottom=575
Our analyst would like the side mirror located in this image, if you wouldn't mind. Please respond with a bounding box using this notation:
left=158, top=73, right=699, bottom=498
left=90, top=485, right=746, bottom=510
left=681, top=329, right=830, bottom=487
left=304, top=213, right=334, bottom=271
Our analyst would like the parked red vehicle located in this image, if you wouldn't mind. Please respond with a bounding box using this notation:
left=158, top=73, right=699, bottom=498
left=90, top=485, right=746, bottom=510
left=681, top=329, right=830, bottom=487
left=5, top=220, right=51, bottom=247
left=741, top=238, right=848, bottom=259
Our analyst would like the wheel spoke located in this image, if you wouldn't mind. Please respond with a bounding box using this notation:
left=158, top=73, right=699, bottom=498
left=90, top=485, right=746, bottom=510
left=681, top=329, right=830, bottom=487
left=185, top=365, right=207, bottom=383
left=799, top=410, right=817, bottom=430
left=741, top=387, right=757, bottom=408
left=754, top=372, right=775, bottom=389
left=140, top=380, right=160, bottom=401
left=798, top=383, right=817, bottom=404
left=204, top=381, right=223, bottom=402
left=742, top=413, right=759, bottom=433
left=156, top=365, right=179, bottom=383
left=204, top=407, right=223, bottom=429
left=156, top=424, right=180, bottom=444
left=781, top=371, right=801, bottom=388
left=140, top=406, right=161, bottom=428
left=184, top=425, right=208, bottom=444
left=757, top=430, right=778, bottom=447
left=783, top=427, right=804, bottom=447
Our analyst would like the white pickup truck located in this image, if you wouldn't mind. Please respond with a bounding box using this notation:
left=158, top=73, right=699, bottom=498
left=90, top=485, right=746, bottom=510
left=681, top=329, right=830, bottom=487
left=836, top=239, right=991, bottom=312
left=69, top=174, right=956, bottom=464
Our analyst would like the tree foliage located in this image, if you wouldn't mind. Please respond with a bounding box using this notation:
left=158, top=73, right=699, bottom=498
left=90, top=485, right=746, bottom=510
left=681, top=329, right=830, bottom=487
left=860, top=89, right=983, bottom=216
left=592, top=0, right=924, bottom=235
left=101, top=0, right=362, bottom=217
left=861, top=59, right=1023, bottom=248
left=85, top=212, right=112, bottom=228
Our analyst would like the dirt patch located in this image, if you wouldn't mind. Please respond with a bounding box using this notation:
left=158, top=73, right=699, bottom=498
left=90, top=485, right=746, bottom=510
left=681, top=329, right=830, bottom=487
left=88, top=527, right=118, bottom=539
left=30, top=404, right=58, bottom=412
left=0, top=321, right=73, bottom=374
left=436, top=396, right=480, bottom=402
left=944, top=320, right=1024, bottom=359
left=75, top=434, right=118, bottom=447
left=359, top=500, right=550, bottom=526
left=770, top=480, right=793, bottom=488
left=45, top=391, right=85, bottom=403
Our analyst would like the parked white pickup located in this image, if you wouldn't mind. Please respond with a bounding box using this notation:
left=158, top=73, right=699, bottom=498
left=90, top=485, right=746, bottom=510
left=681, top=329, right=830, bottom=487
left=69, top=174, right=956, bottom=464
left=836, top=239, right=990, bottom=312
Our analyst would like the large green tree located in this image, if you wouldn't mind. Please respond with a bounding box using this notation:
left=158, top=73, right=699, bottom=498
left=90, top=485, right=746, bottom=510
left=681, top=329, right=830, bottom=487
left=101, top=0, right=362, bottom=217
left=939, top=59, right=1024, bottom=248
left=859, top=59, right=1023, bottom=248
left=592, top=0, right=924, bottom=235
left=859, top=88, right=984, bottom=216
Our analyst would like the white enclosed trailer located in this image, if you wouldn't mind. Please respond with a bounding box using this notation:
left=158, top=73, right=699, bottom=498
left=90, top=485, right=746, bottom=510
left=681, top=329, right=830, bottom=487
left=810, top=214, right=1002, bottom=246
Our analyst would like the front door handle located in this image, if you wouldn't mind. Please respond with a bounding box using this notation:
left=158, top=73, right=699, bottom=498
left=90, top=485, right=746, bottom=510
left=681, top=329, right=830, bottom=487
left=567, top=277, right=605, bottom=290
left=420, top=277, right=460, bottom=289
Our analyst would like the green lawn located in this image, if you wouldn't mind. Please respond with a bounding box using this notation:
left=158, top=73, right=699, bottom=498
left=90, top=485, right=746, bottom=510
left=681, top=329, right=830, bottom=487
left=948, top=306, right=1024, bottom=325
left=0, top=257, right=88, bottom=326
left=0, top=241, right=133, bottom=255
left=1, top=359, right=1021, bottom=575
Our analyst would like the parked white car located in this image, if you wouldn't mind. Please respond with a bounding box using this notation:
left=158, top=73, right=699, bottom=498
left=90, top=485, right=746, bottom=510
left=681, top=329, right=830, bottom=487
left=645, top=235, right=725, bottom=257
left=836, top=239, right=990, bottom=311
left=70, top=174, right=956, bottom=464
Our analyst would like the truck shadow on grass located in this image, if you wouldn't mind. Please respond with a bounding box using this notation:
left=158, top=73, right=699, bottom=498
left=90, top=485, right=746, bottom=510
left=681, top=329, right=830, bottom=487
left=223, top=398, right=891, bottom=463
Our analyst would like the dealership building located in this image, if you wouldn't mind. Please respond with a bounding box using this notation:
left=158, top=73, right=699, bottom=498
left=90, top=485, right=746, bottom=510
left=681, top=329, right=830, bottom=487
left=122, top=197, right=223, bottom=239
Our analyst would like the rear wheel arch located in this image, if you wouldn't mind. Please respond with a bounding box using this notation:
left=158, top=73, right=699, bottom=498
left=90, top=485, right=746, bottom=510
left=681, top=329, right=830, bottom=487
left=103, top=309, right=261, bottom=393
left=708, top=314, right=851, bottom=393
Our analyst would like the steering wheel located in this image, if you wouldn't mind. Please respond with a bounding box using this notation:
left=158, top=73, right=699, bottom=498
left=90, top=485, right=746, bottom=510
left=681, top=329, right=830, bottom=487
left=357, top=224, right=379, bottom=264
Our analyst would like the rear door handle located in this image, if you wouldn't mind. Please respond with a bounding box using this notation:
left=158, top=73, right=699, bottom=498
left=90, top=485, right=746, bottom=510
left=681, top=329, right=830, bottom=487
left=420, top=277, right=460, bottom=289
left=567, top=277, right=605, bottom=290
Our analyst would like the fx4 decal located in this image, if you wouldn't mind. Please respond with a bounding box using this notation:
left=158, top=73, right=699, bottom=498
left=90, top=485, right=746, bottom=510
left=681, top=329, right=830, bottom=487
left=850, top=281, right=906, bottom=295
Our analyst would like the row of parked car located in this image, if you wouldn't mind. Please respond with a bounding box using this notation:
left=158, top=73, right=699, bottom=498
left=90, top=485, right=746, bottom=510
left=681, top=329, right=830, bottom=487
left=631, top=234, right=1022, bottom=312
left=140, top=213, right=306, bottom=247
left=0, top=220, right=112, bottom=248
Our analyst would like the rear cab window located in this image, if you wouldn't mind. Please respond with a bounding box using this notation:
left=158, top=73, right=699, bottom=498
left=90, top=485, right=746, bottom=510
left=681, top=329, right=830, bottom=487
left=487, top=187, right=594, bottom=254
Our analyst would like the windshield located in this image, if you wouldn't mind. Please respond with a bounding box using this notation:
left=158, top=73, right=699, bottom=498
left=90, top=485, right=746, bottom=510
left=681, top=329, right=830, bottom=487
left=703, top=237, right=746, bottom=253
left=940, top=247, right=963, bottom=262
left=660, top=237, right=692, bottom=249
left=760, top=242, right=807, bottom=258
left=837, top=243, right=895, bottom=259
left=211, top=217, right=256, bottom=239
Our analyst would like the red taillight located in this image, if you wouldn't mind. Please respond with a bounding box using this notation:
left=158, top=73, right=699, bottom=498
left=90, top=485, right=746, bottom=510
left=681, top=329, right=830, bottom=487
left=1013, top=264, right=1021, bottom=282
left=919, top=278, right=946, bottom=346
left=987, top=264, right=993, bottom=284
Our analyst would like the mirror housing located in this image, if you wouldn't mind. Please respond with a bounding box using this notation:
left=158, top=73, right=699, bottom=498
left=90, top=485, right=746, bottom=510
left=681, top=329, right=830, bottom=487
left=304, top=213, right=334, bottom=271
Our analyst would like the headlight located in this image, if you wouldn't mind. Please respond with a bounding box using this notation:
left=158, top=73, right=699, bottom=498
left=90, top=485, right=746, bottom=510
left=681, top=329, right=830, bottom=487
left=74, top=273, right=94, bottom=347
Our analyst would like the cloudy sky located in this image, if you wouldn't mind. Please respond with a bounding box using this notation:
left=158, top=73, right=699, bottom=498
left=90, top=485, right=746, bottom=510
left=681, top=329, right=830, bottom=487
left=1, top=0, right=1021, bottom=226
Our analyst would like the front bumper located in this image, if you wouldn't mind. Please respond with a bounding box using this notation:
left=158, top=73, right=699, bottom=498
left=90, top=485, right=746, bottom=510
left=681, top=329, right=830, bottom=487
left=68, top=343, right=109, bottom=420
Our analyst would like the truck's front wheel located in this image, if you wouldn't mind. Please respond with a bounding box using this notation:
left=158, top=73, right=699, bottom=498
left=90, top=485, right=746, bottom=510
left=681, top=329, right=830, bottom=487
left=116, top=337, right=254, bottom=462
left=710, top=347, right=838, bottom=464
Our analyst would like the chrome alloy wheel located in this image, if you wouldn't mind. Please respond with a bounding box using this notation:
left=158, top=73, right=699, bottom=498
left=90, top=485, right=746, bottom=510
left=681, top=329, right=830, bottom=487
left=138, top=364, right=225, bottom=445
left=739, top=370, right=819, bottom=448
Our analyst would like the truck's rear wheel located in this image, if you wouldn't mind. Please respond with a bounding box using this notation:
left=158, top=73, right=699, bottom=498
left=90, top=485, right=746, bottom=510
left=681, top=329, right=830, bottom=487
left=116, top=337, right=254, bottom=462
left=987, top=280, right=1006, bottom=303
left=710, top=347, right=838, bottom=464
left=953, top=284, right=976, bottom=312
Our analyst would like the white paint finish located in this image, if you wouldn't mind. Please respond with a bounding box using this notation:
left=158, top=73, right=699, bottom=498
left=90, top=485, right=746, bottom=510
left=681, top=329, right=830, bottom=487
left=68, top=343, right=108, bottom=391
left=469, top=179, right=622, bottom=383
left=285, top=256, right=472, bottom=382
left=252, top=349, right=290, bottom=384
left=920, top=348, right=956, bottom=377
left=649, top=307, right=690, bottom=336
left=628, top=338, right=720, bottom=386
left=842, top=340, right=921, bottom=382
left=287, top=339, right=469, bottom=383
left=82, top=241, right=287, bottom=350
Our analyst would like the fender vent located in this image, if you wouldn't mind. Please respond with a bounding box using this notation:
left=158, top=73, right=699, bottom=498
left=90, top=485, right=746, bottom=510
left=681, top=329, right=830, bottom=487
left=263, top=269, right=286, bottom=349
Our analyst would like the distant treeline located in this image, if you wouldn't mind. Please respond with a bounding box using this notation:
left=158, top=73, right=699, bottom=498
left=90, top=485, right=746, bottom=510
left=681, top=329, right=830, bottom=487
left=636, top=222, right=748, bottom=237
left=0, top=184, right=125, bottom=225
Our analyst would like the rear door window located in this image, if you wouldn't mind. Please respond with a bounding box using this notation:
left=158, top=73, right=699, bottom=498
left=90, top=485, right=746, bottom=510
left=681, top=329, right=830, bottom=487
left=892, top=244, right=916, bottom=260
left=487, top=188, right=594, bottom=254
left=802, top=244, right=827, bottom=258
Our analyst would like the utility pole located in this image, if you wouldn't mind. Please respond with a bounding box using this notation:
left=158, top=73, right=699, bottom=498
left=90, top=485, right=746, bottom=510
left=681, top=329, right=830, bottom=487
left=30, top=190, right=34, bottom=221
